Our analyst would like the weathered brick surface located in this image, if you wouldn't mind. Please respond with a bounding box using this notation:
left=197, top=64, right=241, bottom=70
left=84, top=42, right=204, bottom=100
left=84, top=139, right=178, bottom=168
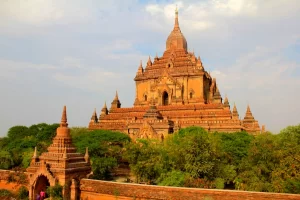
left=0, top=170, right=29, bottom=191
left=80, top=179, right=300, bottom=200
left=0, top=170, right=12, bottom=180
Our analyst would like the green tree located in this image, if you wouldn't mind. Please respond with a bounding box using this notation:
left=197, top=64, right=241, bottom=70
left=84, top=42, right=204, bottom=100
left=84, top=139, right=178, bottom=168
left=271, top=125, right=300, bottom=193
left=71, top=129, right=130, bottom=180
left=124, top=139, right=169, bottom=184
left=237, top=132, right=278, bottom=192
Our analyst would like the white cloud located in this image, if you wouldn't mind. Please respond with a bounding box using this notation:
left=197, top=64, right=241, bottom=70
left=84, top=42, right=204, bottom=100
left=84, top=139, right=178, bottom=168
left=0, top=0, right=94, bottom=25
left=0, top=0, right=299, bottom=136
left=212, top=0, right=258, bottom=16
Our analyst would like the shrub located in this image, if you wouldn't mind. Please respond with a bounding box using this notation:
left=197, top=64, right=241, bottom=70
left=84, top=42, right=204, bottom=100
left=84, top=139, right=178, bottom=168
left=17, top=186, right=29, bottom=199
left=46, top=184, right=63, bottom=200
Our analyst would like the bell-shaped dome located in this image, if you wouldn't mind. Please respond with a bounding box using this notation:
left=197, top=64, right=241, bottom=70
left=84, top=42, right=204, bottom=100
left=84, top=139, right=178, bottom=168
left=166, top=8, right=188, bottom=51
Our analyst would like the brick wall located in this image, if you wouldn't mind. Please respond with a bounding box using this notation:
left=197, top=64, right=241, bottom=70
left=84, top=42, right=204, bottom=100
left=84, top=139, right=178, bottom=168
left=80, top=179, right=300, bottom=200
left=0, top=169, right=29, bottom=191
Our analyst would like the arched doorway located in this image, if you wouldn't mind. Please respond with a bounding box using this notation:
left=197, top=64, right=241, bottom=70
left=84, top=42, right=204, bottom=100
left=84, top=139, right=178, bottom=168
left=34, top=175, right=50, bottom=199
left=162, top=91, right=169, bottom=105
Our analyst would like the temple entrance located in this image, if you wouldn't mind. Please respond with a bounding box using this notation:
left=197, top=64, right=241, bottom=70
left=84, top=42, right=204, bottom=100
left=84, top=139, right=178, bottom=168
left=162, top=91, right=169, bottom=105
left=34, top=175, right=50, bottom=199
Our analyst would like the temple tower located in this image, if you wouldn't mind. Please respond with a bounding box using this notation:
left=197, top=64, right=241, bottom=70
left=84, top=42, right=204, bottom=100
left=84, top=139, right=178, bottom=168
left=27, top=106, right=91, bottom=200
left=88, top=7, right=263, bottom=137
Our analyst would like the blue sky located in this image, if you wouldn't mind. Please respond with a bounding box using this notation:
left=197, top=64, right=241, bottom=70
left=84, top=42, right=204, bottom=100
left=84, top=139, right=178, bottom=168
left=0, top=0, right=299, bottom=136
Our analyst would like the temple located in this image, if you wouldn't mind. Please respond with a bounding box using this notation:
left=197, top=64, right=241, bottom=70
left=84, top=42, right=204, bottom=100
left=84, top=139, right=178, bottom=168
left=89, top=8, right=263, bottom=140
left=27, top=106, right=91, bottom=200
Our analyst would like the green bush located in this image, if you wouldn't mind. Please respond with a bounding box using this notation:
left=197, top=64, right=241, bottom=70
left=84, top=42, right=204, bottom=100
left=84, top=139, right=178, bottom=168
left=214, top=178, right=225, bottom=189
left=0, top=189, right=13, bottom=197
left=17, top=186, right=29, bottom=199
left=46, top=184, right=63, bottom=200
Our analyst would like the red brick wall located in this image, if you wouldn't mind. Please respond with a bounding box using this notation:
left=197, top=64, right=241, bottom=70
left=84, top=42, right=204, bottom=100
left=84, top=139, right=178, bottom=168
left=80, top=179, right=300, bottom=200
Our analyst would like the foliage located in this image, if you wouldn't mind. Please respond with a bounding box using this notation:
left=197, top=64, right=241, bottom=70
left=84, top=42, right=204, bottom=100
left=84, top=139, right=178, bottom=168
left=17, top=186, right=29, bottom=200
left=0, top=150, right=14, bottom=169
left=0, top=189, right=12, bottom=196
left=0, top=189, right=14, bottom=198
left=158, top=170, right=187, bottom=187
left=123, top=139, right=170, bottom=184
left=0, top=123, right=59, bottom=170
left=46, top=184, right=63, bottom=200
left=71, top=128, right=131, bottom=180
left=92, top=157, right=117, bottom=180
left=214, top=178, right=225, bottom=189
left=2, top=122, right=300, bottom=194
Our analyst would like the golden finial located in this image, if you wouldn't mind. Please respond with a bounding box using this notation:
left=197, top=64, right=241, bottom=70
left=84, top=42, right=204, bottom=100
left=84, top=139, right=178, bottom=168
left=175, top=4, right=178, bottom=14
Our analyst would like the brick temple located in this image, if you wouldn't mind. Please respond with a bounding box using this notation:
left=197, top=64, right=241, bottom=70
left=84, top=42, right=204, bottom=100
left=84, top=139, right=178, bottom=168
left=89, top=8, right=263, bottom=140
left=27, top=106, right=91, bottom=199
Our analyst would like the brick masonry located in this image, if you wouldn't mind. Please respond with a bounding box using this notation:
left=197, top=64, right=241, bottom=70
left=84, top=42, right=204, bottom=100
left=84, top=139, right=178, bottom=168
left=80, top=179, right=300, bottom=200
left=1, top=170, right=300, bottom=200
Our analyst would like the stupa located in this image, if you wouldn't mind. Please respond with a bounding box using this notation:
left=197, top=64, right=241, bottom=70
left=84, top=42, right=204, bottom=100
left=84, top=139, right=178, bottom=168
left=27, top=106, right=91, bottom=200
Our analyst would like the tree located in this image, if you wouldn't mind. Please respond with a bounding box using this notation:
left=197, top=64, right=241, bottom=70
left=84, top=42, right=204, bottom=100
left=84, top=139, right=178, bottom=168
left=237, top=132, right=278, bottom=192
left=271, top=125, right=300, bottom=193
left=71, top=128, right=130, bottom=180
left=123, top=139, right=169, bottom=184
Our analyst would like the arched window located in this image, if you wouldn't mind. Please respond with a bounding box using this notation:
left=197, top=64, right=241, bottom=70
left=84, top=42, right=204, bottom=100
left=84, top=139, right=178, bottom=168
left=144, top=95, right=147, bottom=101
left=190, top=92, right=193, bottom=99
left=162, top=91, right=168, bottom=105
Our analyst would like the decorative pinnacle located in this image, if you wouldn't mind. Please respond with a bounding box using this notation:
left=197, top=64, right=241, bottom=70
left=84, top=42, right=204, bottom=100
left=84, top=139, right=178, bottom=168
left=233, top=102, right=238, bottom=112
left=33, top=146, right=37, bottom=158
left=63, top=147, right=67, bottom=159
left=247, top=104, right=251, bottom=113
left=147, top=56, right=152, bottom=66
left=174, top=4, right=179, bottom=30
left=103, top=101, right=107, bottom=109
left=60, top=105, right=68, bottom=127
left=84, top=147, right=90, bottom=163
left=85, top=147, right=89, bottom=157
left=114, top=91, right=119, bottom=100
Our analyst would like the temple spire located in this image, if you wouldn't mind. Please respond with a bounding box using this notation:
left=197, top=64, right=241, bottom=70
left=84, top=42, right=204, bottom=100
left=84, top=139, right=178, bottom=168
left=232, top=102, right=239, bottom=119
left=244, top=104, right=254, bottom=120
left=60, top=105, right=68, bottom=127
left=33, top=147, right=37, bottom=158
left=101, top=101, right=108, bottom=117
left=114, top=91, right=119, bottom=100
left=174, top=5, right=180, bottom=30
left=91, top=108, right=98, bottom=123
left=246, top=104, right=251, bottom=113
left=224, top=95, right=230, bottom=108
left=110, top=91, right=121, bottom=110
left=147, top=56, right=152, bottom=66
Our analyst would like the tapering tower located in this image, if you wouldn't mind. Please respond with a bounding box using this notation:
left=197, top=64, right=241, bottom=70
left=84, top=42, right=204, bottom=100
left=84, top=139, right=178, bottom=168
left=232, top=103, right=239, bottom=120
left=27, top=106, right=91, bottom=200
left=166, top=6, right=188, bottom=52
left=134, top=7, right=215, bottom=106
left=242, top=105, right=261, bottom=134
